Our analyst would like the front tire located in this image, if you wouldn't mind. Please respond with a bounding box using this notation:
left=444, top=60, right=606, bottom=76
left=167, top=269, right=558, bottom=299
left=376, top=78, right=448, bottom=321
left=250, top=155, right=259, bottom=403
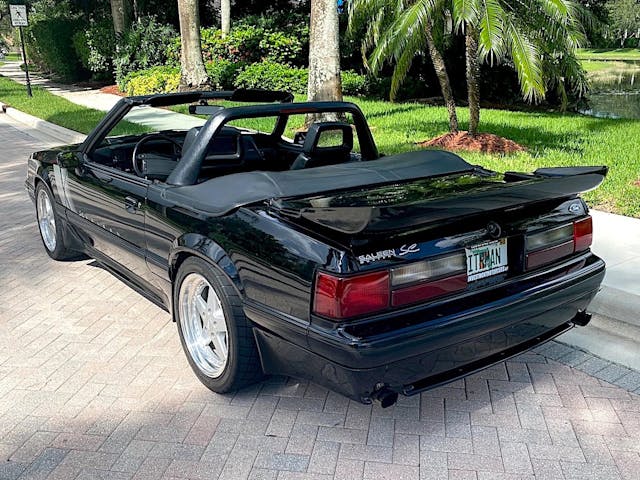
left=35, top=182, right=77, bottom=261
left=174, top=257, right=263, bottom=393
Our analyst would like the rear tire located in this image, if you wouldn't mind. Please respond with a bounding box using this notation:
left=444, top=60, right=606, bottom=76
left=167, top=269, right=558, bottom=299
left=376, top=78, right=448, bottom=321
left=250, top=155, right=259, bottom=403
left=35, top=182, right=77, bottom=261
left=174, top=257, right=263, bottom=393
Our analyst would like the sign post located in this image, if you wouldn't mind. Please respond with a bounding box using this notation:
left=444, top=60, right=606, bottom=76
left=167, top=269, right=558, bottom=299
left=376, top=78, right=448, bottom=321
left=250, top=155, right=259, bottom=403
left=9, top=4, right=32, bottom=97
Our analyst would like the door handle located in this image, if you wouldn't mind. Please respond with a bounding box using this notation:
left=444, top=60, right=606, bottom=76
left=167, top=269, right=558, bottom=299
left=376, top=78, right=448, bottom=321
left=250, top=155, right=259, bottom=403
left=124, top=196, right=141, bottom=213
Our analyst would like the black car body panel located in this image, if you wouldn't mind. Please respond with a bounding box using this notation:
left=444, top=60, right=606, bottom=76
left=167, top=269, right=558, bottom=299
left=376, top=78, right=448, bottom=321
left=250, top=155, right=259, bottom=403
left=25, top=89, right=607, bottom=404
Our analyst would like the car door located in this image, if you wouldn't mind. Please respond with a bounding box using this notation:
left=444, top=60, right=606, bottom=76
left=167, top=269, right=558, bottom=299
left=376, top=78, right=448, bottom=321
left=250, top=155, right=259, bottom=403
left=64, top=159, right=150, bottom=282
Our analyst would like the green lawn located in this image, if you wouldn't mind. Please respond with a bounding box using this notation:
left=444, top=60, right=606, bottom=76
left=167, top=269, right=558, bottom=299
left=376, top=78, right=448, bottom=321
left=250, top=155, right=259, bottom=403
left=2, top=74, right=639, bottom=217
left=0, top=76, right=147, bottom=136
left=581, top=60, right=619, bottom=72
left=2, top=53, right=22, bottom=62
left=577, top=48, right=640, bottom=61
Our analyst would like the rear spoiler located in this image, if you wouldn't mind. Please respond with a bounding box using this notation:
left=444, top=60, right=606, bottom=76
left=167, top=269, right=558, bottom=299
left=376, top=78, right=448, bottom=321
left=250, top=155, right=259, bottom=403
left=276, top=167, right=608, bottom=235
left=505, top=166, right=608, bottom=182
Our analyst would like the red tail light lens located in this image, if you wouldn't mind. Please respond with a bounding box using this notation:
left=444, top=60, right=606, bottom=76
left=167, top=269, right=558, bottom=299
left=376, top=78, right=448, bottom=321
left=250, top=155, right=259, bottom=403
left=313, top=271, right=390, bottom=319
left=573, top=217, right=593, bottom=252
left=525, top=216, right=593, bottom=270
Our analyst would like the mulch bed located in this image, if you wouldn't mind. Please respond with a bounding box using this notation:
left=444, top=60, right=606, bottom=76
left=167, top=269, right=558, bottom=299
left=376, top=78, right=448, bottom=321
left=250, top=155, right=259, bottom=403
left=100, top=85, right=126, bottom=96
left=418, top=131, right=526, bottom=154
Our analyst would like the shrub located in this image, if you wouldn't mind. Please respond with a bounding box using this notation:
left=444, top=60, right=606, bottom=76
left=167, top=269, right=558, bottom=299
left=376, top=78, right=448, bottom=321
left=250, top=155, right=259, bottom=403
left=25, top=0, right=85, bottom=81
left=167, top=22, right=308, bottom=68
left=114, top=17, right=177, bottom=86
left=234, top=62, right=308, bottom=94
left=342, top=71, right=370, bottom=96
left=120, top=66, right=180, bottom=96
left=234, top=63, right=370, bottom=96
left=260, top=31, right=304, bottom=65
left=73, top=19, right=116, bottom=81
left=205, top=60, right=247, bottom=90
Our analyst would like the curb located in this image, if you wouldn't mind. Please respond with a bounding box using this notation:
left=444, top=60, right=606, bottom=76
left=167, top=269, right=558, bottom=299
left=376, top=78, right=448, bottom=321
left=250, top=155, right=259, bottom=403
left=589, top=285, right=640, bottom=339
left=0, top=103, right=86, bottom=145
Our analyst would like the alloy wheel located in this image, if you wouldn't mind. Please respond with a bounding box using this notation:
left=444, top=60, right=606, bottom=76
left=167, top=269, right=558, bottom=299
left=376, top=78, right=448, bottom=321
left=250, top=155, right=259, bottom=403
left=178, top=273, right=229, bottom=378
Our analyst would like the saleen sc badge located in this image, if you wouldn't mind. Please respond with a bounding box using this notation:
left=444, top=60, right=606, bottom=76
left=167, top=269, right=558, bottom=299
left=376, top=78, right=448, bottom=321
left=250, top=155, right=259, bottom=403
left=358, top=243, right=420, bottom=264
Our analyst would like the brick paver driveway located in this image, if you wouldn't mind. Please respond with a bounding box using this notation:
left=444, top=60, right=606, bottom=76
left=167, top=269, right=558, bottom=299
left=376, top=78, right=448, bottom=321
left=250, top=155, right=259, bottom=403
left=1, top=118, right=639, bottom=480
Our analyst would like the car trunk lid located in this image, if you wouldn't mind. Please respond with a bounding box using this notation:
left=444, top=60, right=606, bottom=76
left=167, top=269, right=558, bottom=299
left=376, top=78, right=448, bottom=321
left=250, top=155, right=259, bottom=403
left=271, top=169, right=606, bottom=241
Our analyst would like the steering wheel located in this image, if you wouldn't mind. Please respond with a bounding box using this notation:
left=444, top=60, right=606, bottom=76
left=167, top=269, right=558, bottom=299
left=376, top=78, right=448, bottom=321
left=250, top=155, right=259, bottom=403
left=132, top=133, right=183, bottom=177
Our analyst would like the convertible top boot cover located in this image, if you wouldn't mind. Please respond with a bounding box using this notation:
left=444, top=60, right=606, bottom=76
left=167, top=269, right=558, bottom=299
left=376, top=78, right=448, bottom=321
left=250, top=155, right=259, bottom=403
left=161, top=150, right=476, bottom=216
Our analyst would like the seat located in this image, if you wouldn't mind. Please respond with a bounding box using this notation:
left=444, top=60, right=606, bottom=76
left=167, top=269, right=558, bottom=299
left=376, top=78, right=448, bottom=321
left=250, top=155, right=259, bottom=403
left=290, top=122, right=354, bottom=170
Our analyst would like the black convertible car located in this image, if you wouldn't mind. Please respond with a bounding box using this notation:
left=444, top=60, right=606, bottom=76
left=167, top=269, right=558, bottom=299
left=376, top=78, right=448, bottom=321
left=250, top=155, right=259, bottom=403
left=26, top=89, right=606, bottom=407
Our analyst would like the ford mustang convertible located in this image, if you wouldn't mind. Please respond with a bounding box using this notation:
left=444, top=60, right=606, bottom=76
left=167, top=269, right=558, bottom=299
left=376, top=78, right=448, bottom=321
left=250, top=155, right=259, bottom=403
left=26, top=89, right=606, bottom=407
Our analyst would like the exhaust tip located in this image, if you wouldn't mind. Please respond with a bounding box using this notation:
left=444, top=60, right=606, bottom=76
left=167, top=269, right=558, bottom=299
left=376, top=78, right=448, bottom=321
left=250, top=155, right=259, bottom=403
left=573, top=310, right=592, bottom=327
left=372, top=387, right=399, bottom=408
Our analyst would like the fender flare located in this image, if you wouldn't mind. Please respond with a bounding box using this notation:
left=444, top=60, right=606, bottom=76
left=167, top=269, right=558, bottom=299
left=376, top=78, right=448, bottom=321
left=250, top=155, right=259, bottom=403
left=169, top=233, right=243, bottom=295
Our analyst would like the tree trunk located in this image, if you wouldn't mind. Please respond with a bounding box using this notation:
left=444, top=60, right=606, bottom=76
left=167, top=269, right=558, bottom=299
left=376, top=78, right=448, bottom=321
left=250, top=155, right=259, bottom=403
left=110, top=0, right=128, bottom=36
left=465, top=25, right=481, bottom=136
left=221, top=0, right=231, bottom=37
left=306, top=0, right=343, bottom=124
left=178, top=0, right=210, bottom=89
left=425, top=21, right=458, bottom=134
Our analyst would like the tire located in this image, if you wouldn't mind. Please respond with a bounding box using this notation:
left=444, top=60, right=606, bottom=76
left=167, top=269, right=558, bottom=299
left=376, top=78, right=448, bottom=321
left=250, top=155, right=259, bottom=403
left=35, top=182, right=77, bottom=261
left=174, top=257, right=263, bottom=393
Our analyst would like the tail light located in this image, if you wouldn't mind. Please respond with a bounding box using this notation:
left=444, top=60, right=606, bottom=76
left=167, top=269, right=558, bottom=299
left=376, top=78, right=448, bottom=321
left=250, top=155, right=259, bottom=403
left=313, top=253, right=467, bottom=320
left=314, top=271, right=390, bottom=319
left=573, top=217, right=593, bottom=252
left=526, top=216, right=593, bottom=269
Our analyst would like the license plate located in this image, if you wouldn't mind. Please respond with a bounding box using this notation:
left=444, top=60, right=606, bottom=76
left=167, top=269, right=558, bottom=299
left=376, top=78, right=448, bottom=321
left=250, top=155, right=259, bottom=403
left=466, top=239, right=508, bottom=282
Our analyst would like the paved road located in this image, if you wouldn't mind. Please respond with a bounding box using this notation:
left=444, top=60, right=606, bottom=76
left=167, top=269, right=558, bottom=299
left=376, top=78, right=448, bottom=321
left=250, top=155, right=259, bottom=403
left=1, top=118, right=639, bottom=480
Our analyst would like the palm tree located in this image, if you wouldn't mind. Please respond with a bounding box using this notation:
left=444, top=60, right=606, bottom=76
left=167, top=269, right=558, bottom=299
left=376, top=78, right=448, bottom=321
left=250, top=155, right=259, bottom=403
left=349, top=0, right=459, bottom=133
left=307, top=0, right=343, bottom=124
left=177, top=0, right=210, bottom=89
left=452, top=0, right=588, bottom=133
left=350, top=0, right=588, bottom=136
left=221, top=0, right=231, bottom=37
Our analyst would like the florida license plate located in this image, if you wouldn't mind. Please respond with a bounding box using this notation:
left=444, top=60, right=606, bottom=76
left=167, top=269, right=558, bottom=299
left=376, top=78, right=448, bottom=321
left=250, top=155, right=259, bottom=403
left=466, top=239, right=508, bottom=282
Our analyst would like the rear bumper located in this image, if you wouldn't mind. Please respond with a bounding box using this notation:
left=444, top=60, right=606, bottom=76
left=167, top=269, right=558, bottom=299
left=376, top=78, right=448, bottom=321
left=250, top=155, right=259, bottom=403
left=250, top=253, right=605, bottom=403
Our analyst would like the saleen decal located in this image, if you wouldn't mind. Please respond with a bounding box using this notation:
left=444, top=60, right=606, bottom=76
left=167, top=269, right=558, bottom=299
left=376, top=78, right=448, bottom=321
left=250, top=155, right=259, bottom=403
left=358, top=243, right=420, bottom=264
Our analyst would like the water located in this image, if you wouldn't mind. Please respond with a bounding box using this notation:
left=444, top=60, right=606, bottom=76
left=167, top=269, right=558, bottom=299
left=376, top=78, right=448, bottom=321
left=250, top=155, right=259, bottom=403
left=580, top=60, right=640, bottom=119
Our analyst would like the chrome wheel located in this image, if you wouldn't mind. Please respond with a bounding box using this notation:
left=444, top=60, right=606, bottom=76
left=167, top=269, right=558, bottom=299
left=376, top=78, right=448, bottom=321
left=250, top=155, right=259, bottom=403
left=178, top=273, right=229, bottom=378
left=37, top=188, right=57, bottom=252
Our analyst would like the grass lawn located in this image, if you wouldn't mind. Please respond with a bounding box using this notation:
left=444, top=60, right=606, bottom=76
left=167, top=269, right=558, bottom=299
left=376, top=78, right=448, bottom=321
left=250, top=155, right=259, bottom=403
left=1, top=74, right=638, bottom=217
left=2, top=53, right=22, bottom=62
left=577, top=48, right=640, bottom=61
left=581, top=60, right=620, bottom=72
left=0, top=75, right=147, bottom=136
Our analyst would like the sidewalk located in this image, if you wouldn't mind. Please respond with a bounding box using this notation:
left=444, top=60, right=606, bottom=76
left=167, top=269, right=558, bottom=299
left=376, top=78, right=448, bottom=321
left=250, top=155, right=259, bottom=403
left=557, top=210, right=640, bottom=370
left=1, top=60, right=638, bottom=371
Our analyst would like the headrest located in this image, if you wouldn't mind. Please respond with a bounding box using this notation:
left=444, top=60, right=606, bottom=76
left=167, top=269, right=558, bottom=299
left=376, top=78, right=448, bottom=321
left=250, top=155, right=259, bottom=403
left=302, top=122, right=354, bottom=156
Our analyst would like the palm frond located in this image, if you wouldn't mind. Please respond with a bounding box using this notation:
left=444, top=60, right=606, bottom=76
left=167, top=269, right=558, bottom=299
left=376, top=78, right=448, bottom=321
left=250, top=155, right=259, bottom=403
left=390, top=33, right=427, bottom=100
left=452, top=0, right=479, bottom=31
left=539, top=0, right=571, bottom=24
left=368, top=0, right=435, bottom=74
left=503, top=15, right=545, bottom=102
left=478, top=0, right=507, bottom=63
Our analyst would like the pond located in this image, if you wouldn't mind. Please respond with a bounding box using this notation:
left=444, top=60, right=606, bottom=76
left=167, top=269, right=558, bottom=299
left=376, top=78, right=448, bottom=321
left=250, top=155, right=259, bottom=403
left=580, top=60, right=640, bottom=119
